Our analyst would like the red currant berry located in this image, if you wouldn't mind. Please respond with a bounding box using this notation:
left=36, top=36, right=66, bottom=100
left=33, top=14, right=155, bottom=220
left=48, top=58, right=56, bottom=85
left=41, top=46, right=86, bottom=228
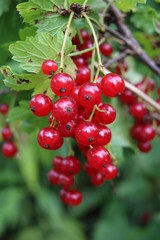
left=52, top=97, right=77, bottom=123
left=115, top=61, right=128, bottom=75
left=72, top=29, right=90, bottom=47
left=94, top=102, right=116, bottom=125
left=96, top=76, right=103, bottom=89
left=58, top=119, right=77, bottom=137
left=84, top=162, right=98, bottom=176
left=91, top=172, right=104, bottom=186
left=101, top=73, right=125, bottom=98
left=157, top=87, right=160, bottom=97
left=61, top=156, right=81, bottom=176
left=37, top=127, right=63, bottom=150
left=100, top=164, right=118, bottom=180
left=48, top=169, right=59, bottom=185
left=78, top=82, right=102, bottom=108
left=139, top=124, right=155, bottom=142
left=58, top=174, right=74, bottom=189
left=129, top=102, right=147, bottom=119
left=0, top=103, right=9, bottom=115
left=2, top=142, right=18, bottom=158
left=72, top=56, right=87, bottom=67
left=59, top=189, right=82, bottom=206
left=75, top=66, right=91, bottom=86
left=130, top=123, right=143, bottom=140
left=75, top=122, right=98, bottom=146
left=147, top=78, right=155, bottom=91
left=52, top=156, right=63, bottom=171
left=30, top=94, right=52, bottom=117
left=120, top=89, right=135, bottom=105
left=1, top=126, right=13, bottom=141
left=77, top=106, right=91, bottom=123
left=93, top=124, right=112, bottom=146
left=78, top=144, right=90, bottom=156
left=100, top=43, right=113, bottom=57
left=87, top=146, right=110, bottom=169
left=138, top=141, right=151, bottom=153
left=70, top=86, right=81, bottom=105
left=42, top=60, right=58, bottom=75
left=51, top=73, right=74, bottom=96
left=78, top=40, right=93, bottom=59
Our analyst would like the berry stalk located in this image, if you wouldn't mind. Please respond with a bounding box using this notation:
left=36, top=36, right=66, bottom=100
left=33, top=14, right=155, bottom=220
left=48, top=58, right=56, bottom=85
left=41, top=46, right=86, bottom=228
left=60, top=11, right=74, bottom=71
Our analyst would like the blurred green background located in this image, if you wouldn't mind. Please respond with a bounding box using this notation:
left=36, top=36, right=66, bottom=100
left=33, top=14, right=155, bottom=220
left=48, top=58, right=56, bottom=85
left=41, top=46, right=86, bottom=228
left=1, top=1, right=160, bottom=240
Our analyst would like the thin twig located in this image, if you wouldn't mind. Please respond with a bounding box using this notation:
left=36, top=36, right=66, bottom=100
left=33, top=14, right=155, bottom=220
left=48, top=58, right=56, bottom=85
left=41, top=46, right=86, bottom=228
left=104, top=49, right=133, bottom=68
left=105, top=0, right=160, bottom=76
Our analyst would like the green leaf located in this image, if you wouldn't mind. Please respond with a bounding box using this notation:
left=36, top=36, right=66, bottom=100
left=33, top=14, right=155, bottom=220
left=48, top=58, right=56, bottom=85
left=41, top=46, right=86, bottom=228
left=0, top=66, right=53, bottom=96
left=17, top=0, right=64, bottom=25
left=114, top=0, right=146, bottom=12
left=0, top=0, right=10, bottom=17
left=7, top=101, right=32, bottom=122
left=9, top=31, right=74, bottom=74
left=131, top=5, right=160, bottom=34
left=19, top=26, right=37, bottom=40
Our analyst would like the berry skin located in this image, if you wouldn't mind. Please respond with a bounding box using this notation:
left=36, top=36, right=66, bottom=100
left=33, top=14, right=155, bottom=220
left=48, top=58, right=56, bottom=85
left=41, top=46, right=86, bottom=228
left=30, top=94, right=52, bottom=117
left=100, top=164, right=118, bottom=180
left=138, top=141, right=151, bottom=153
left=37, top=127, right=63, bottom=150
left=100, top=43, right=113, bottom=57
left=101, top=73, right=125, bottom=98
left=42, top=60, right=58, bottom=75
left=130, top=123, right=143, bottom=140
left=2, top=142, right=18, bottom=158
left=120, top=89, right=135, bottom=105
left=129, top=102, right=147, bottom=119
left=94, top=102, right=116, bottom=125
left=1, top=126, right=13, bottom=141
left=139, top=124, right=155, bottom=142
left=58, top=119, right=77, bottom=137
left=70, top=86, right=81, bottom=105
left=59, top=189, right=82, bottom=206
left=52, top=97, right=78, bottom=123
left=75, top=66, right=91, bottom=86
left=58, top=174, right=74, bottom=189
left=157, top=87, right=160, bottom=97
left=61, top=156, right=81, bottom=176
left=93, top=124, right=112, bottom=146
left=79, top=40, right=93, bottom=59
left=72, top=56, right=87, bottom=67
left=48, top=169, right=59, bottom=185
left=0, top=103, right=9, bottom=115
left=96, top=76, right=103, bottom=89
left=72, top=29, right=90, bottom=47
left=75, top=122, right=98, bottom=146
left=51, top=73, right=74, bottom=96
left=115, top=61, right=128, bottom=75
left=87, top=146, right=110, bottom=169
left=52, top=156, right=63, bottom=171
left=91, top=172, right=104, bottom=186
left=78, top=82, right=102, bottom=109
left=84, top=162, right=98, bottom=176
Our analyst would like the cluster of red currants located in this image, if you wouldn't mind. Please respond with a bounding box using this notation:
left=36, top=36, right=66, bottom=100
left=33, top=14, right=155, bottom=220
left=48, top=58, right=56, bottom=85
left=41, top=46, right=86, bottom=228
left=120, top=77, right=156, bottom=153
left=48, top=156, right=82, bottom=206
left=0, top=103, right=18, bottom=158
left=29, top=29, right=125, bottom=205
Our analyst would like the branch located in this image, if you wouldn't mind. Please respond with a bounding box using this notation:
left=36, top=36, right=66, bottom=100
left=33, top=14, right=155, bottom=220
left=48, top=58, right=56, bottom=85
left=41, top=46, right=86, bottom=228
left=103, top=49, right=133, bottom=68
left=0, top=89, right=11, bottom=95
left=94, top=62, right=160, bottom=112
left=105, top=0, right=160, bottom=76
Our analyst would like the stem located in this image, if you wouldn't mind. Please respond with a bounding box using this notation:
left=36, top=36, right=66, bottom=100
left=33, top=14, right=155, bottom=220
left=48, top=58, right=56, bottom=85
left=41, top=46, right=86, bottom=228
left=100, top=1, right=113, bottom=26
left=83, top=12, right=102, bottom=83
left=104, top=50, right=133, bottom=68
left=94, top=62, right=160, bottom=112
left=91, top=47, right=96, bottom=82
left=69, top=38, right=105, bottom=57
left=88, top=105, right=97, bottom=121
left=89, top=17, right=105, bottom=32
left=83, top=0, right=88, bottom=8
left=67, top=138, right=74, bottom=156
left=60, top=11, right=74, bottom=71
